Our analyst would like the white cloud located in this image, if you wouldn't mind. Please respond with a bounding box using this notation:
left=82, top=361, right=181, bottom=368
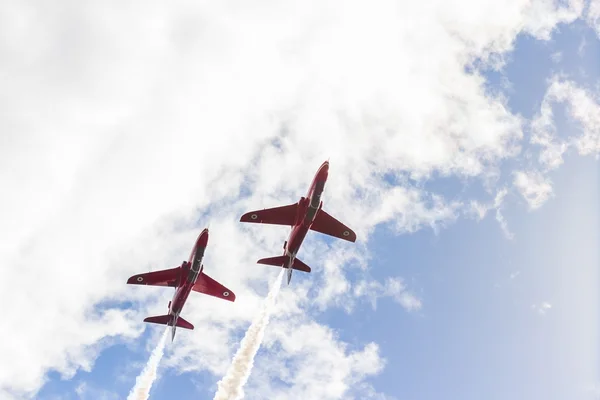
left=465, top=187, right=516, bottom=238
left=532, top=302, right=553, bottom=315
left=531, top=93, right=569, bottom=169
left=531, top=78, right=600, bottom=170
left=565, top=91, right=600, bottom=157
left=353, top=278, right=422, bottom=312
left=354, top=278, right=422, bottom=312
left=587, top=0, right=600, bottom=37
left=551, top=51, right=563, bottom=63
left=0, top=0, right=589, bottom=398
left=578, top=36, right=587, bottom=57
left=521, top=0, right=584, bottom=40
left=74, top=382, right=120, bottom=400
left=494, top=188, right=515, bottom=239
left=468, top=200, right=491, bottom=221
left=246, top=320, right=386, bottom=400
left=386, top=279, right=423, bottom=312
left=514, top=170, right=554, bottom=209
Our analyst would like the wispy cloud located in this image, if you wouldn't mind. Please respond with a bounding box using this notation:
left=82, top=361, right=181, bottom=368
left=513, top=170, right=553, bottom=210
left=586, top=0, right=600, bottom=38
left=531, top=78, right=600, bottom=169
left=354, top=277, right=422, bottom=312
left=75, top=382, right=120, bottom=400
left=532, top=302, right=553, bottom=315
left=494, top=189, right=514, bottom=240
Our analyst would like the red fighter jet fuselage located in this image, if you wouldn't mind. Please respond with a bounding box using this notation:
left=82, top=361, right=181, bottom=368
left=283, top=162, right=329, bottom=264
left=240, top=161, right=357, bottom=284
left=127, top=228, right=235, bottom=341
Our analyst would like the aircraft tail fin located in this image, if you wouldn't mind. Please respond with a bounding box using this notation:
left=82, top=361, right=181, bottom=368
left=257, top=256, right=312, bottom=273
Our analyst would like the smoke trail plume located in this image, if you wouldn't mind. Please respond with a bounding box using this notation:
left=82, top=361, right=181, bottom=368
left=127, top=327, right=169, bottom=400
left=213, top=270, right=284, bottom=400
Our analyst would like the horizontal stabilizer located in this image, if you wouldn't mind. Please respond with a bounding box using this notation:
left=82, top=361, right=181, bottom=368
left=174, top=316, right=194, bottom=330
left=257, top=255, right=288, bottom=267
left=292, top=258, right=311, bottom=273
left=144, top=314, right=171, bottom=326
left=143, top=314, right=194, bottom=330
left=240, top=203, right=298, bottom=226
left=257, top=256, right=311, bottom=273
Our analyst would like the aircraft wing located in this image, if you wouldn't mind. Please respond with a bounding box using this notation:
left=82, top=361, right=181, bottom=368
left=192, top=271, right=236, bottom=302
left=239, top=203, right=298, bottom=226
left=127, top=267, right=181, bottom=287
left=310, top=209, right=357, bottom=242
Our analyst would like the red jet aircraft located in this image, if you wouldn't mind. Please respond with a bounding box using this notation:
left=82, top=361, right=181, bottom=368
left=127, top=228, right=235, bottom=341
left=240, top=160, right=356, bottom=285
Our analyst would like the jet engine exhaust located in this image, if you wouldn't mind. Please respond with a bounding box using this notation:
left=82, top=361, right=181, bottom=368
left=127, top=327, right=169, bottom=400
left=213, top=270, right=284, bottom=400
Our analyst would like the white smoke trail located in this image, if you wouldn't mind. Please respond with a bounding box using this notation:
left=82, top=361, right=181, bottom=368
left=213, top=270, right=284, bottom=400
left=127, top=327, right=169, bottom=400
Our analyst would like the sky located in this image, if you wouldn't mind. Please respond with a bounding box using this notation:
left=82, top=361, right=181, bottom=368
left=1, top=1, right=600, bottom=399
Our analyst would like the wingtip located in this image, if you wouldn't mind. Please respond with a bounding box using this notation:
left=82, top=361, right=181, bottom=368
left=239, top=212, right=252, bottom=223
left=127, top=274, right=148, bottom=285
left=222, top=289, right=236, bottom=302
left=346, top=229, right=357, bottom=243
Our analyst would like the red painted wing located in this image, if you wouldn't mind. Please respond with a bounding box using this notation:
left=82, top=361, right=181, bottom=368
left=310, top=209, right=357, bottom=242
left=126, top=267, right=180, bottom=287
left=239, top=203, right=298, bottom=226
left=192, top=272, right=236, bottom=302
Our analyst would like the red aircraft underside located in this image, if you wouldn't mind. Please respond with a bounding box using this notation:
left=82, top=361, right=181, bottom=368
left=126, top=228, right=235, bottom=341
left=240, top=160, right=357, bottom=284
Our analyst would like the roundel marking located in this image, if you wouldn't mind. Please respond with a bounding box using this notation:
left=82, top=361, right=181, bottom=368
left=250, top=214, right=258, bottom=220
left=343, top=230, right=350, bottom=237
left=223, top=291, right=230, bottom=297
left=136, top=276, right=144, bottom=282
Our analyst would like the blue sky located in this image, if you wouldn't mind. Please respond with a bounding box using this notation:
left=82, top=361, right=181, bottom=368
left=3, top=2, right=600, bottom=400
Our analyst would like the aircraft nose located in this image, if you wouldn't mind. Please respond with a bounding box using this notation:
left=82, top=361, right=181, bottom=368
left=197, top=229, right=209, bottom=247
left=319, top=161, right=329, bottom=180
